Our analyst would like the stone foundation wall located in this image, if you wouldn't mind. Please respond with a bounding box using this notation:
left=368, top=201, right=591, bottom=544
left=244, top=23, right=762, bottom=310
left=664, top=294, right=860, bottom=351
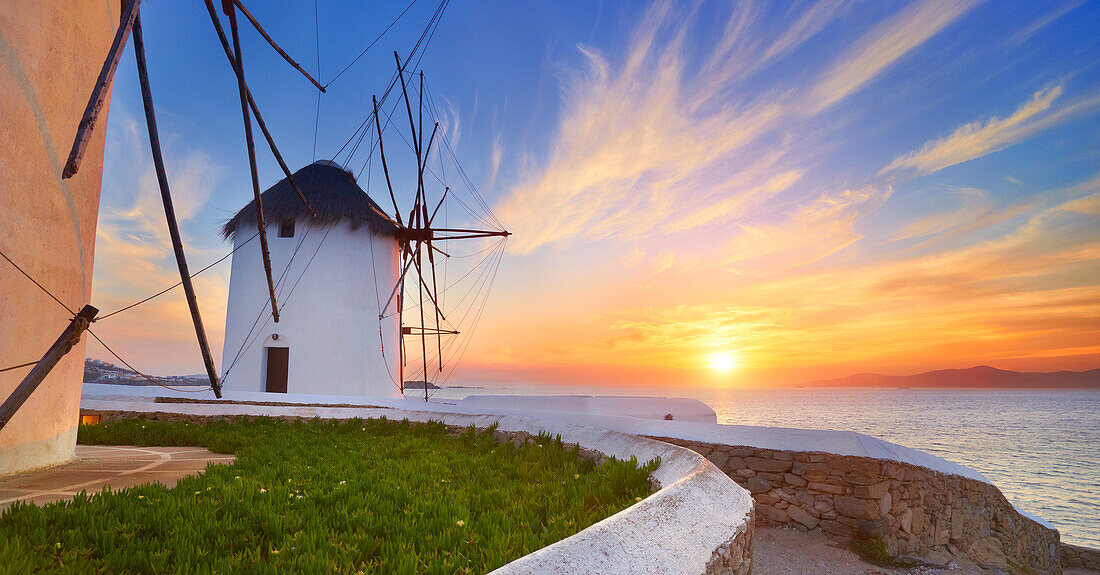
left=1061, top=544, right=1100, bottom=571
left=654, top=436, right=1061, bottom=575
left=705, top=510, right=754, bottom=575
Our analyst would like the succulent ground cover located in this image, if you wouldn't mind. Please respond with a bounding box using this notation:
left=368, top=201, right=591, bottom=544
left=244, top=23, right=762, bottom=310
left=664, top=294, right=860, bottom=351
left=0, top=417, right=657, bottom=574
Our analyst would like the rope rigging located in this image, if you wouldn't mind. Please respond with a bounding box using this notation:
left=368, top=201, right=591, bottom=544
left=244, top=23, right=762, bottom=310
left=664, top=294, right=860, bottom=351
left=5, top=0, right=507, bottom=406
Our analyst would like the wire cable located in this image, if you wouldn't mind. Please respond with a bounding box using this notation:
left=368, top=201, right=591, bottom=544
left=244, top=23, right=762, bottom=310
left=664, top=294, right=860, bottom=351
left=87, top=329, right=211, bottom=393
left=0, top=361, right=38, bottom=374
left=323, top=0, right=422, bottom=88
left=96, top=229, right=261, bottom=321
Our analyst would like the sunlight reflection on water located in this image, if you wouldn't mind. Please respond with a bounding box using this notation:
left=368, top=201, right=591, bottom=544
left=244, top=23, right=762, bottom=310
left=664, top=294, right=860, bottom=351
left=430, top=384, right=1099, bottom=547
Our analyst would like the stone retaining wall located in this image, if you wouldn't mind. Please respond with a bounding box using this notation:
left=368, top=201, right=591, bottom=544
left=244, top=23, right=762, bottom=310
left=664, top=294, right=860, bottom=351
left=654, top=436, right=1061, bottom=575
left=705, top=510, right=754, bottom=575
left=1061, top=544, right=1100, bottom=571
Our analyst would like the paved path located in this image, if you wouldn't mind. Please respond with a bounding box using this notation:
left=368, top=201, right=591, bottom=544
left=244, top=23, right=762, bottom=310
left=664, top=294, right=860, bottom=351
left=0, top=445, right=234, bottom=511
left=755, top=527, right=993, bottom=575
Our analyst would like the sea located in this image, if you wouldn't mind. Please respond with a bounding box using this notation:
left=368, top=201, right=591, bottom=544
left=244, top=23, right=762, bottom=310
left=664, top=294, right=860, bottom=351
left=424, top=383, right=1100, bottom=548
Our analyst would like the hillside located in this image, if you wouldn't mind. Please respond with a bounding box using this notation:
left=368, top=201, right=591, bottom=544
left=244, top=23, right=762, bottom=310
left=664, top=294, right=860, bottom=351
left=806, top=365, right=1100, bottom=389
left=84, top=359, right=207, bottom=387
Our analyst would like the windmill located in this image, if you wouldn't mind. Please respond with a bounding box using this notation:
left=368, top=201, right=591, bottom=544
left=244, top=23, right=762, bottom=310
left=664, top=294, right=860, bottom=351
left=371, top=52, right=510, bottom=400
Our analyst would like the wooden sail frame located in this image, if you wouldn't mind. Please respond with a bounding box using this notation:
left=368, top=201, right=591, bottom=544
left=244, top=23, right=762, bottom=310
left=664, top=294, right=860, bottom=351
left=374, top=52, right=510, bottom=401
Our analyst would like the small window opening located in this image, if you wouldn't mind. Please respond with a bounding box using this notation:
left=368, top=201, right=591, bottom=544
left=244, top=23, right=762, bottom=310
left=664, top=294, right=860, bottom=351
left=279, top=219, right=295, bottom=238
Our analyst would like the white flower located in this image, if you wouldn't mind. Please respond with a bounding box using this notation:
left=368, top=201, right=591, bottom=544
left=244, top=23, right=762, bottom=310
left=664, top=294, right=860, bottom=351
left=456, top=520, right=466, bottom=527
left=339, top=480, right=347, bottom=485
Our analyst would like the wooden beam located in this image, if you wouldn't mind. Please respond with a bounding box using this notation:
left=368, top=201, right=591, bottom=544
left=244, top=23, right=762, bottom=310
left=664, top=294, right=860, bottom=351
left=231, top=0, right=326, bottom=92
left=417, top=245, right=428, bottom=401
left=0, top=306, right=98, bottom=430
left=428, top=186, right=450, bottom=226
left=62, top=0, right=142, bottom=179
left=380, top=254, right=416, bottom=318
left=133, top=14, right=222, bottom=398
left=402, top=327, right=459, bottom=335
left=217, top=0, right=280, bottom=322
left=411, top=252, right=447, bottom=322
left=427, top=241, right=443, bottom=371
left=373, top=95, right=403, bottom=227
left=430, top=232, right=511, bottom=241
left=204, top=0, right=316, bottom=218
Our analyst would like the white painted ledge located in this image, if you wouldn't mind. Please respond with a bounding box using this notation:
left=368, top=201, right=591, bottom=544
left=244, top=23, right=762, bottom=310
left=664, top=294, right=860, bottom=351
left=78, top=397, right=753, bottom=574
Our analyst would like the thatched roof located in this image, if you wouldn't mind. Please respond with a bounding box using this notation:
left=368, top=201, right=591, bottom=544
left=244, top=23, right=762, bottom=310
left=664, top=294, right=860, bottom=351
left=222, top=161, right=400, bottom=240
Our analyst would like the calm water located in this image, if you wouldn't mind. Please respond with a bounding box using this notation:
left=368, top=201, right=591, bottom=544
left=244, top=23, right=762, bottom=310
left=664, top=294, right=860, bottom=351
left=425, top=384, right=1100, bottom=548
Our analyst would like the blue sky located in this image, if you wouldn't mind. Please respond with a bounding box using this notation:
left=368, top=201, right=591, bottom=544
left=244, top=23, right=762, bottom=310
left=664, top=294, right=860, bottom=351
left=90, top=0, right=1100, bottom=386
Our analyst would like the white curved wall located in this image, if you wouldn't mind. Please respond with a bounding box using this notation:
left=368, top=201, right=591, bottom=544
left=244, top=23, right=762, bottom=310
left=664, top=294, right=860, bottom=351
left=220, top=220, right=402, bottom=398
left=1, top=0, right=116, bottom=476
left=78, top=397, right=756, bottom=574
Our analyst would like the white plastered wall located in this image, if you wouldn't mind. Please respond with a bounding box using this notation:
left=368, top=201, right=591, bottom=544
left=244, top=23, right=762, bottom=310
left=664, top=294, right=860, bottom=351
left=219, top=220, right=402, bottom=398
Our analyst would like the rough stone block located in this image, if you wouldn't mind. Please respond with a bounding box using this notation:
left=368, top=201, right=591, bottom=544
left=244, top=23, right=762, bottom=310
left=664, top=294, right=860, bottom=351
left=879, top=492, right=893, bottom=517
left=858, top=516, right=894, bottom=538
left=835, top=495, right=882, bottom=520
left=706, top=450, right=729, bottom=469
left=784, top=473, right=807, bottom=487
left=900, top=508, right=914, bottom=534
left=854, top=480, right=891, bottom=499
left=968, top=537, right=1009, bottom=571
left=807, top=481, right=845, bottom=495
left=745, top=476, right=771, bottom=494
left=788, top=505, right=820, bottom=529
left=950, top=509, right=966, bottom=542
left=755, top=493, right=779, bottom=505
left=745, top=457, right=793, bottom=473
left=819, top=519, right=852, bottom=537
left=758, top=505, right=789, bottom=524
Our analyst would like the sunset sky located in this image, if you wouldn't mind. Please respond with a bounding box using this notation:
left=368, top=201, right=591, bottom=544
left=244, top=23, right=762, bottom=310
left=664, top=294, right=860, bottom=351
left=87, top=0, right=1100, bottom=387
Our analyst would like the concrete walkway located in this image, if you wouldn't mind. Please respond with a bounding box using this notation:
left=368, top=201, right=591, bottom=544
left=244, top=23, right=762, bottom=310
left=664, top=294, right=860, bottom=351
left=0, top=445, right=235, bottom=511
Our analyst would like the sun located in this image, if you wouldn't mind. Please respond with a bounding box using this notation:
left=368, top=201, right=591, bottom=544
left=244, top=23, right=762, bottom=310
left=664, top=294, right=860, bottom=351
left=707, top=352, right=738, bottom=373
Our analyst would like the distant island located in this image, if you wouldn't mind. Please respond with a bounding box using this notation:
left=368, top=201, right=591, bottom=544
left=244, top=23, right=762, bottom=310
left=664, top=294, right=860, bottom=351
left=403, top=380, right=441, bottom=390
left=806, top=365, right=1100, bottom=389
left=84, top=359, right=207, bottom=387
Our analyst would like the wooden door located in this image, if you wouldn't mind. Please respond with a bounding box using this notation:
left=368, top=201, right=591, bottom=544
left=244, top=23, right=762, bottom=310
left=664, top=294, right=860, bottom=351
left=265, top=347, right=288, bottom=393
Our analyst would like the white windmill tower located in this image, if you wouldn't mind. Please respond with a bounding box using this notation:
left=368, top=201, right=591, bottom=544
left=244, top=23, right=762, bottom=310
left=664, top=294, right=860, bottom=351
left=220, top=161, right=404, bottom=397
left=220, top=56, right=509, bottom=400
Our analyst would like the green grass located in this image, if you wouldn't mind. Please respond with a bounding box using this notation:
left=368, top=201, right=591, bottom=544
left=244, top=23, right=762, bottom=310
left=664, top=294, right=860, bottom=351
left=0, top=417, right=658, bottom=574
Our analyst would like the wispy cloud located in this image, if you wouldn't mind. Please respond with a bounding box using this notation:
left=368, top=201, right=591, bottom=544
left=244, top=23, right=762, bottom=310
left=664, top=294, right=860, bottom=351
left=88, top=109, right=229, bottom=375
left=882, top=86, right=1069, bottom=175
left=885, top=86, right=1100, bottom=176
left=807, top=0, right=982, bottom=112
left=496, top=1, right=797, bottom=254
left=1006, top=0, right=1087, bottom=46
left=763, top=0, right=851, bottom=62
